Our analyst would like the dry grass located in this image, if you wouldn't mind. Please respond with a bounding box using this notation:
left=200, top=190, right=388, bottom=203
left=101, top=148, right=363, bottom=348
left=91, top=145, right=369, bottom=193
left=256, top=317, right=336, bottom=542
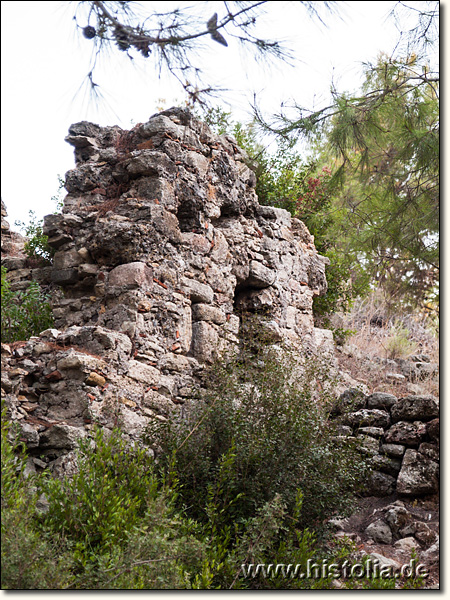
left=332, top=290, right=439, bottom=398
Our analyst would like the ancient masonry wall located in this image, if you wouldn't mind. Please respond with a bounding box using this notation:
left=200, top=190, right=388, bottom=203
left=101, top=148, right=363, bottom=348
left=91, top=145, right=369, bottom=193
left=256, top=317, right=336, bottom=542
left=1, top=109, right=438, bottom=502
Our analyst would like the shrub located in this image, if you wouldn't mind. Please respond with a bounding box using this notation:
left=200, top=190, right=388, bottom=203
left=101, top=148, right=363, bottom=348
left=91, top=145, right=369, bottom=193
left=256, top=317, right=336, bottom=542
left=1, top=266, right=54, bottom=342
left=385, top=322, right=418, bottom=359
left=157, top=319, right=369, bottom=536
left=1, top=406, right=71, bottom=589
left=39, top=426, right=207, bottom=589
left=15, top=210, right=54, bottom=264
left=41, top=427, right=159, bottom=556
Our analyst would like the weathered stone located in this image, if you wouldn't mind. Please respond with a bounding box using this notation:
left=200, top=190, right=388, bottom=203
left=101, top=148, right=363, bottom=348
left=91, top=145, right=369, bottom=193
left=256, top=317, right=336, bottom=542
left=359, top=426, right=384, bottom=438
left=181, top=278, right=214, bottom=304
left=420, top=539, right=439, bottom=565
left=418, top=442, right=439, bottom=462
left=396, top=449, right=439, bottom=496
left=127, top=360, right=160, bottom=385
left=391, top=395, right=439, bottom=422
left=17, top=422, right=40, bottom=448
left=366, top=392, right=398, bottom=410
left=140, top=114, right=183, bottom=139
left=393, top=537, right=421, bottom=552
left=365, top=519, right=393, bottom=544
left=53, top=248, right=83, bottom=270
left=384, top=421, right=427, bottom=446
left=368, top=553, right=401, bottom=572
left=190, top=321, right=219, bottom=363
left=380, top=443, right=406, bottom=459
left=247, top=260, right=276, bottom=288
left=370, top=455, right=402, bottom=477
left=57, top=351, right=106, bottom=374
left=108, top=262, right=153, bottom=288
left=158, top=353, right=199, bottom=374
left=51, top=268, right=79, bottom=285
left=347, top=409, right=390, bottom=429
left=426, top=418, right=439, bottom=441
left=191, top=304, right=226, bottom=324
left=85, top=372, right=106, bottom=387
left=413, top=522, right=439, bottom=548
left=366, top=471, right=396, bottom=496
left=235, top=288, right=273, bottom=312
left=331, top=388, right=366, bottom=416
left=385, top=505, right=412, bottom=533
left=39, top=423, right=86, bottom=450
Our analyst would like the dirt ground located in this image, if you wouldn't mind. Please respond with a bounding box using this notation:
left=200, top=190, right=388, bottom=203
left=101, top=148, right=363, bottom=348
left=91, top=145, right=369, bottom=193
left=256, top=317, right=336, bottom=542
left=334, top=493, right=440, bottom=589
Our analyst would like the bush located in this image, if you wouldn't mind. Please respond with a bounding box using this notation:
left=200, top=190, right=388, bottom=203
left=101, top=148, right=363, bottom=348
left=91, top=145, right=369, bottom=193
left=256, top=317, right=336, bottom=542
left=157, top=320, right=369, bottom=536
left=39, top=426, right=207, bottom=589
left=15, top=210, right=54, bottom=264
left=385, top=322, right=418, bottom=359
left=1, top=407, right=71, bottom=589
left=1, top=266, right=54, bottom=342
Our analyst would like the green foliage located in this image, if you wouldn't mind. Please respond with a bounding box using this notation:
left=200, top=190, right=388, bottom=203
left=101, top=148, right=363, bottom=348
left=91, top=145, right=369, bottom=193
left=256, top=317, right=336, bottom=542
left=258, top=52, right=439, bottom=311
left=41, top=427, right=158, bottom=556
left=1, top=407, right=72, bottom=589
left=15, top=210, right=54, bottom=264
left=1, top=266, right=54, bottom=342
left=157, top=320, right=368, bottom=536
left=51, top=174, right=66, bottom=213
left=38, top=426, right=207, bottom=589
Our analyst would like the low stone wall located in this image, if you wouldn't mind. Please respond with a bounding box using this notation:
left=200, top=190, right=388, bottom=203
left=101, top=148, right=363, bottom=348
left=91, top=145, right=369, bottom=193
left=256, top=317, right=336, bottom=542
left=333, top=389, right=439, bottom=497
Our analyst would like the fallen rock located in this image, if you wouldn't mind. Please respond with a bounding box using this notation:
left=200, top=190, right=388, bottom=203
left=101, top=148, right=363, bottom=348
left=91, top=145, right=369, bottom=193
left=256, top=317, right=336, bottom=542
left=365, top=519, right=393, bottom=544
left=420, top=538, right=439, bottom=565
left=385, top=505, right=412, bottom=533
left=393, top=536, right=421, bottom=553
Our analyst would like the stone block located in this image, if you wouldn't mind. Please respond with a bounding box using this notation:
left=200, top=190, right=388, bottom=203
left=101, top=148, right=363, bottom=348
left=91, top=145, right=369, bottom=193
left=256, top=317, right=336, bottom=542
left=396, top=449, right=439, bottom=496
left=39, top=423, right=86, bottom=450
left=127, top=360, right=160, bottom=385
left=384, top=421, right=427, bottom=446
left=366, top=471, right=396, bottom=496
left=248, top=260, right=276, bottom=288
left=191, top=321, right=219, bottom=363
left=347, top=409, right=391, bottom=429
left=181, top=277, right=214, bottom=304
left=366, top=519, right=393, bottom=544
left=391, top=395, right=439, bottom=422
left=191, top=304, right=226, bottom=324
left=108, top=262, right=153, bottom=288
left=366, top=392, right=398, bottom=410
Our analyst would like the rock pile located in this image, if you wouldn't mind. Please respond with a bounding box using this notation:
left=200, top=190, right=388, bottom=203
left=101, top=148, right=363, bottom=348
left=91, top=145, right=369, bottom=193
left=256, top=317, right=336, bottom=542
left=333, top=390, right=439, bottom=497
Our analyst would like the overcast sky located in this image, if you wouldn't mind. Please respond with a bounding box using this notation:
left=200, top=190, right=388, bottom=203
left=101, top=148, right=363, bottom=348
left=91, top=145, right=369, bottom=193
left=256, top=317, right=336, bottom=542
left=1, top=1, right=440, bottom=228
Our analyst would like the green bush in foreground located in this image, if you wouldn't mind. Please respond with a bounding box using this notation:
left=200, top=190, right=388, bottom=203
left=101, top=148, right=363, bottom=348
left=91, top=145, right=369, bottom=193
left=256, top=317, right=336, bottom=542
left=157, top=325, right=368, bottom=537
left=1, top=409, right=71, bottom=589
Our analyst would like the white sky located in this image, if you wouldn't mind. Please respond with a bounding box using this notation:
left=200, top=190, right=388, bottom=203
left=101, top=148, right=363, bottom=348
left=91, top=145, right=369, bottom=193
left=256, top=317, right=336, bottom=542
left=1, top=1, right=440, bottom=227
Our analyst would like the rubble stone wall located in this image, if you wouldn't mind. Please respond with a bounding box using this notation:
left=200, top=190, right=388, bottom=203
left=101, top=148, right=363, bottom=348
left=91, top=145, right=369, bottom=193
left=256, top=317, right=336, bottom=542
left=1, top=108, right=438, bottom=502
left=1, top=107, right=332, bottom=475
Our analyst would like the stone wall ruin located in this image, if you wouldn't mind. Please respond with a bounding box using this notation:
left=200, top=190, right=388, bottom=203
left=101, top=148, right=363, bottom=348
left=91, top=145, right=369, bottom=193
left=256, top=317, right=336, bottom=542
left=1, top=108, right=438, bottom=506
